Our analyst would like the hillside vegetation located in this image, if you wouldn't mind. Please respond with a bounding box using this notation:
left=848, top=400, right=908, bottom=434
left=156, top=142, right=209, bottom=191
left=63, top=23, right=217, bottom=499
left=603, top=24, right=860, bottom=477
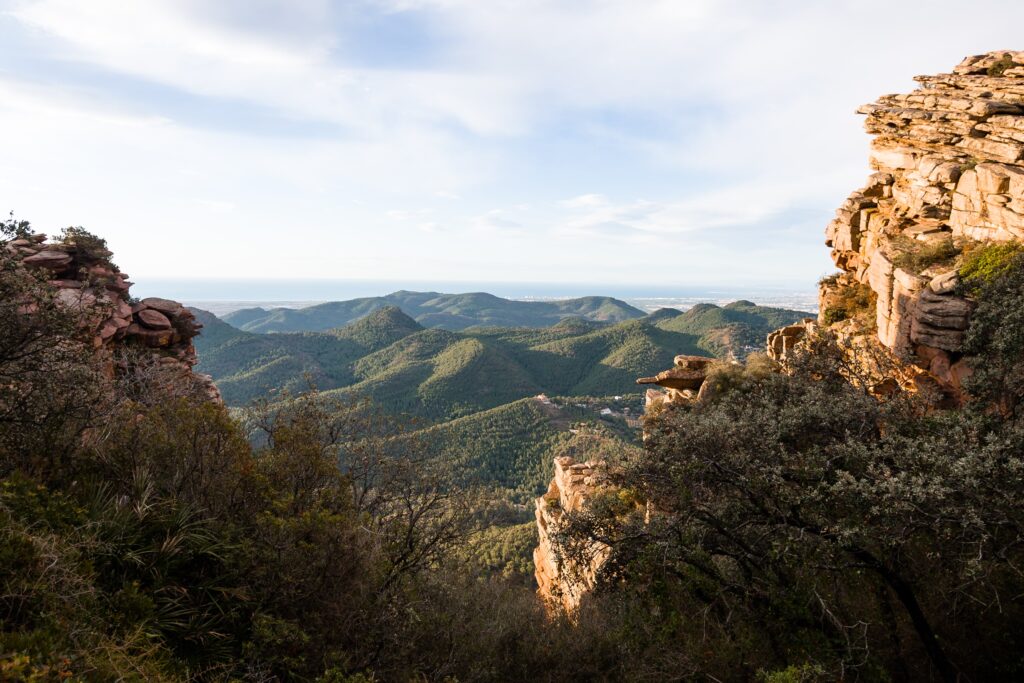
left=223, top=290, right=646, bottom=333
left=195, top=301, right=809, bottom=413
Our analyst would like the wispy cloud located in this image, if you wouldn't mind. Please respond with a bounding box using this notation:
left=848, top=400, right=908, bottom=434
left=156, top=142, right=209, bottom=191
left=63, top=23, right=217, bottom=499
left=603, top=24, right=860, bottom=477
left=1, top=0, right=1023, bottom=285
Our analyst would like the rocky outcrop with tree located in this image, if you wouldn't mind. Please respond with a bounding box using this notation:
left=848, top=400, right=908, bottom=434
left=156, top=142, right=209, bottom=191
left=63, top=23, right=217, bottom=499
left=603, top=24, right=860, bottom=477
left=3, top=222, right=219, bottom=404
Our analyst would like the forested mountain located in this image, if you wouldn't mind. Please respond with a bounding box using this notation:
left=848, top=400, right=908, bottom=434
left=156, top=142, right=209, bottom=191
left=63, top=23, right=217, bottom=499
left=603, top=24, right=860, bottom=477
left=194, top=301, right=810, bottom=412
left=222, top=290, right=646, bottom=332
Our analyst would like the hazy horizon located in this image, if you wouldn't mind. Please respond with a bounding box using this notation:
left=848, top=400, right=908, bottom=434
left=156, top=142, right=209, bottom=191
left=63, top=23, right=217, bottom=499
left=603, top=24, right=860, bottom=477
left=130, top=277, right=820, bottom=317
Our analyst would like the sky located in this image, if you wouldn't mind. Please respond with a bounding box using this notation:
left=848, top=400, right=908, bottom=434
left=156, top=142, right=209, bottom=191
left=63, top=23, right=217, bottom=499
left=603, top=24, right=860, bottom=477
left=1, top=1, right=1022, bottom=292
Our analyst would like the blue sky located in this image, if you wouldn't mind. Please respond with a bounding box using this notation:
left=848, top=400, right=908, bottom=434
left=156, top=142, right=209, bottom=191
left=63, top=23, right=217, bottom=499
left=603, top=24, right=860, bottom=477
left=1, top=0, right=1022, bottom=288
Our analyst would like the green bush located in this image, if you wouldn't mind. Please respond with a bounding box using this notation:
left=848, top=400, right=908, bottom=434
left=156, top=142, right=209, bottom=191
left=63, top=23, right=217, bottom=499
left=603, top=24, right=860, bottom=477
left=987, top=52, right=1019, bottom=77
left=958, top=242, right=1024, bottom=290
left=0, top=212, right=32, bottom=240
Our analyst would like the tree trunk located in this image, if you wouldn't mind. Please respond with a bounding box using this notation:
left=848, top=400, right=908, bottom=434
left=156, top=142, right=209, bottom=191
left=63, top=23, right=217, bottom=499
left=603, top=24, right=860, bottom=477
left=853, top=549, right=957, bottom=682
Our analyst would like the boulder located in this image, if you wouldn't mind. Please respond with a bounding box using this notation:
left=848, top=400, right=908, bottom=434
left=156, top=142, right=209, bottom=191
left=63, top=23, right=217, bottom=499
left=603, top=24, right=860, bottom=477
left=137, top=308, right=173, bottom=330
left=141, top=297, right=184, bottom=315
left=22, top=250, right=72, bottom=270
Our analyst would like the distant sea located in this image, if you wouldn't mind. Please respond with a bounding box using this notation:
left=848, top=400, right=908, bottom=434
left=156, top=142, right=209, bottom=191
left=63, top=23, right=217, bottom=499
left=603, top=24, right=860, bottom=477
left=132, top=278, right=819, bottom=317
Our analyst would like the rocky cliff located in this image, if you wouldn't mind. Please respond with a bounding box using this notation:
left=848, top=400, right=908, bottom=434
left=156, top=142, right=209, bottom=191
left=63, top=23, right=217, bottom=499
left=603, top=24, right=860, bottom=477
left=533, top=455, right=606, bottom=612
left=533, top=50, right=1024, bottom=610
left=5, top=231, right=218, bottom=402
left=818, top=50, right=1024, bottom=401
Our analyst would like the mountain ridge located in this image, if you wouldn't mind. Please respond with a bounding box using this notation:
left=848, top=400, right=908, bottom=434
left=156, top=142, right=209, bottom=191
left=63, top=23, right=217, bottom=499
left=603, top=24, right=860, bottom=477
left=222, top=290, right=646, bottom=333
left=193, top=299, right=811, bottom=411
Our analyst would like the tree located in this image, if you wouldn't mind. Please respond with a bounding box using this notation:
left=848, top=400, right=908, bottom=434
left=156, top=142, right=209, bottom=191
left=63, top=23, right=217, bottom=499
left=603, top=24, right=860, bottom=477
left=557, top=336, right=1024, bottom=681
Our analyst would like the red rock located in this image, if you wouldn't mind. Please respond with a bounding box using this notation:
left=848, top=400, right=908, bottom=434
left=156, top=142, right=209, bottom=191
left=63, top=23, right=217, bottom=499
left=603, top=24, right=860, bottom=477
left=49, top=279, right=84, bottom=289
left=99, top=322, right=119, bottom=340
left=141, top=297, right=183, bottom=315
left=137, top=308, right=172, bottom=330
left=22, top=250, right=72, bottom=270
left=127, top=326, right=174, bottom=348
left=55, top=288, right=96, bottom=310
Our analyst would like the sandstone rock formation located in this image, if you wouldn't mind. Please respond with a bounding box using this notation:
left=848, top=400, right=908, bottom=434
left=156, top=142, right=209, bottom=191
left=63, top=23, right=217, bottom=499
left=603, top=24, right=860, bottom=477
left=4, top=232, right=220, bottom=402
left=636, top=354, right=715, bottom=411
left=819, top=50, right=1024, bottom=401
left=766, top=319, right=817, bottom=363
left=533, top=355, right=716, bottom=609
left=533, top=455, right=608, bottom=612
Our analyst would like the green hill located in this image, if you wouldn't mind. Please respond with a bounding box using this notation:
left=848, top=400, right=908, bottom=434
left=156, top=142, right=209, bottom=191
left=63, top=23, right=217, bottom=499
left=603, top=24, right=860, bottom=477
left=222, top=290, right=645, bottom=333
left=191, top=306, right=425, bottom=404
left=196, top=299, right=811, bottom=413
left=414, top=397, right=642, bottom=504
left=650, top=300, right=810, bottom=358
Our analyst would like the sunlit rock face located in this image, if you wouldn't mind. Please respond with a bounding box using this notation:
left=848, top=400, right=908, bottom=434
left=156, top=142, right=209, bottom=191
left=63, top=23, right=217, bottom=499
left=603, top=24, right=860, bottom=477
left=818, top=51, right=1024, bottom=403
left=7, top=232, right=220, bottom=402
left=533, top=456, right=607, bottom=612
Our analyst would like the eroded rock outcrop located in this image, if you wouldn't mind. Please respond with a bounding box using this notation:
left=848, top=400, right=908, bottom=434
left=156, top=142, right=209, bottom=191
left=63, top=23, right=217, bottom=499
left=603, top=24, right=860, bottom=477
left=533, top=356, right=716, bottom=609
left=5, top=232, right=220, bottom=402
left=636, top=354, right=715, bottom=409
left=533, top=455, right=607, bottom=612
left=819, top=51, right=1024, bottom=401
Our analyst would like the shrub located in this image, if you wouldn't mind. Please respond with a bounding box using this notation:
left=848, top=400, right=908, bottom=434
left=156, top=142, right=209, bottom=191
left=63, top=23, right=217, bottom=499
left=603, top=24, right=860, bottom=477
left=818, top=272, right=841, bottom=288
left=891, top=236, right=959, bottom=273
left=821, top=281, right=875, bottom=326
left=958, top=242, right=1024, bottom=290
left=0, top=212, right=32, bottom=240
left=59, top=226, right=113, bottom=266
left=561, top=337, right=1024, bottom=681
left=961, top=251, right=1024, bottom=413
left=987, top=52, right=1019, bottom=77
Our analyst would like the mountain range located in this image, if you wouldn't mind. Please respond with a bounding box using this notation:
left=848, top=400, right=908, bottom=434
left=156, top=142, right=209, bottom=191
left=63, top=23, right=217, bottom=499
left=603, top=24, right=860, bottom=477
left=193, top=293, right=811, bottom=414
left=222, top=290, right=646, bottom=333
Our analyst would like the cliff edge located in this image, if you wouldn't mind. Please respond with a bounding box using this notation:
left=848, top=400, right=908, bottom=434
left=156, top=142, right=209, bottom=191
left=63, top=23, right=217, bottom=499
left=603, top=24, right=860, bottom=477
left=5, top=229, right=218, bottom=402
left=534, top=50, right=1024, bottom=610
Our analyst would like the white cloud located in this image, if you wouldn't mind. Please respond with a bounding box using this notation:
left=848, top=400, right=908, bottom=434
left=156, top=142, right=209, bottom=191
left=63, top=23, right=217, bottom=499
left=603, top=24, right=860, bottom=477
left=3, top=0, right=1024, bottom=285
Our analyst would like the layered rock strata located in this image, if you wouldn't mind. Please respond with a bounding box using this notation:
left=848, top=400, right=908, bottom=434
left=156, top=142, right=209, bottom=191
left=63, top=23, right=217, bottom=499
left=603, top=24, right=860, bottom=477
left=5, top=233, right=219, bottom=402
left=820, top=51, right=1024, bottom=401
left=533, top=456, right=607, bottom=612
left=637, top=354, right=715, bottom=410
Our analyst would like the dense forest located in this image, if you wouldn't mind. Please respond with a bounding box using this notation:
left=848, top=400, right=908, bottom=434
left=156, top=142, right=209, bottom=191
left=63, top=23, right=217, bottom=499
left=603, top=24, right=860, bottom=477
left=193, top=300, right=808, bottom=411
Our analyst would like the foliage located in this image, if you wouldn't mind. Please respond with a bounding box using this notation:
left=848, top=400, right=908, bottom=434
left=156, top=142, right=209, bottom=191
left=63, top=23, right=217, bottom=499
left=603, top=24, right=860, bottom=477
left=556, top=335, right=1024, bottom=681
left=462, top=522, right=537, bottom=584
left=987, top=52, right=1019, bottom=76
left=0, top=244, right=108, bottom=479
left=960, top=250, right=1024, bottom=414
left=821, top=280, right=875, bottom=326
left=890, top=236, right=959, bottom=273
left=59, top=226, right=109, bottom=259
left=10, top=223, right=1024, bottom=680
left=1, top=212, right=32, bottom=240
left=958, top=241, right=1024, bottom=291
